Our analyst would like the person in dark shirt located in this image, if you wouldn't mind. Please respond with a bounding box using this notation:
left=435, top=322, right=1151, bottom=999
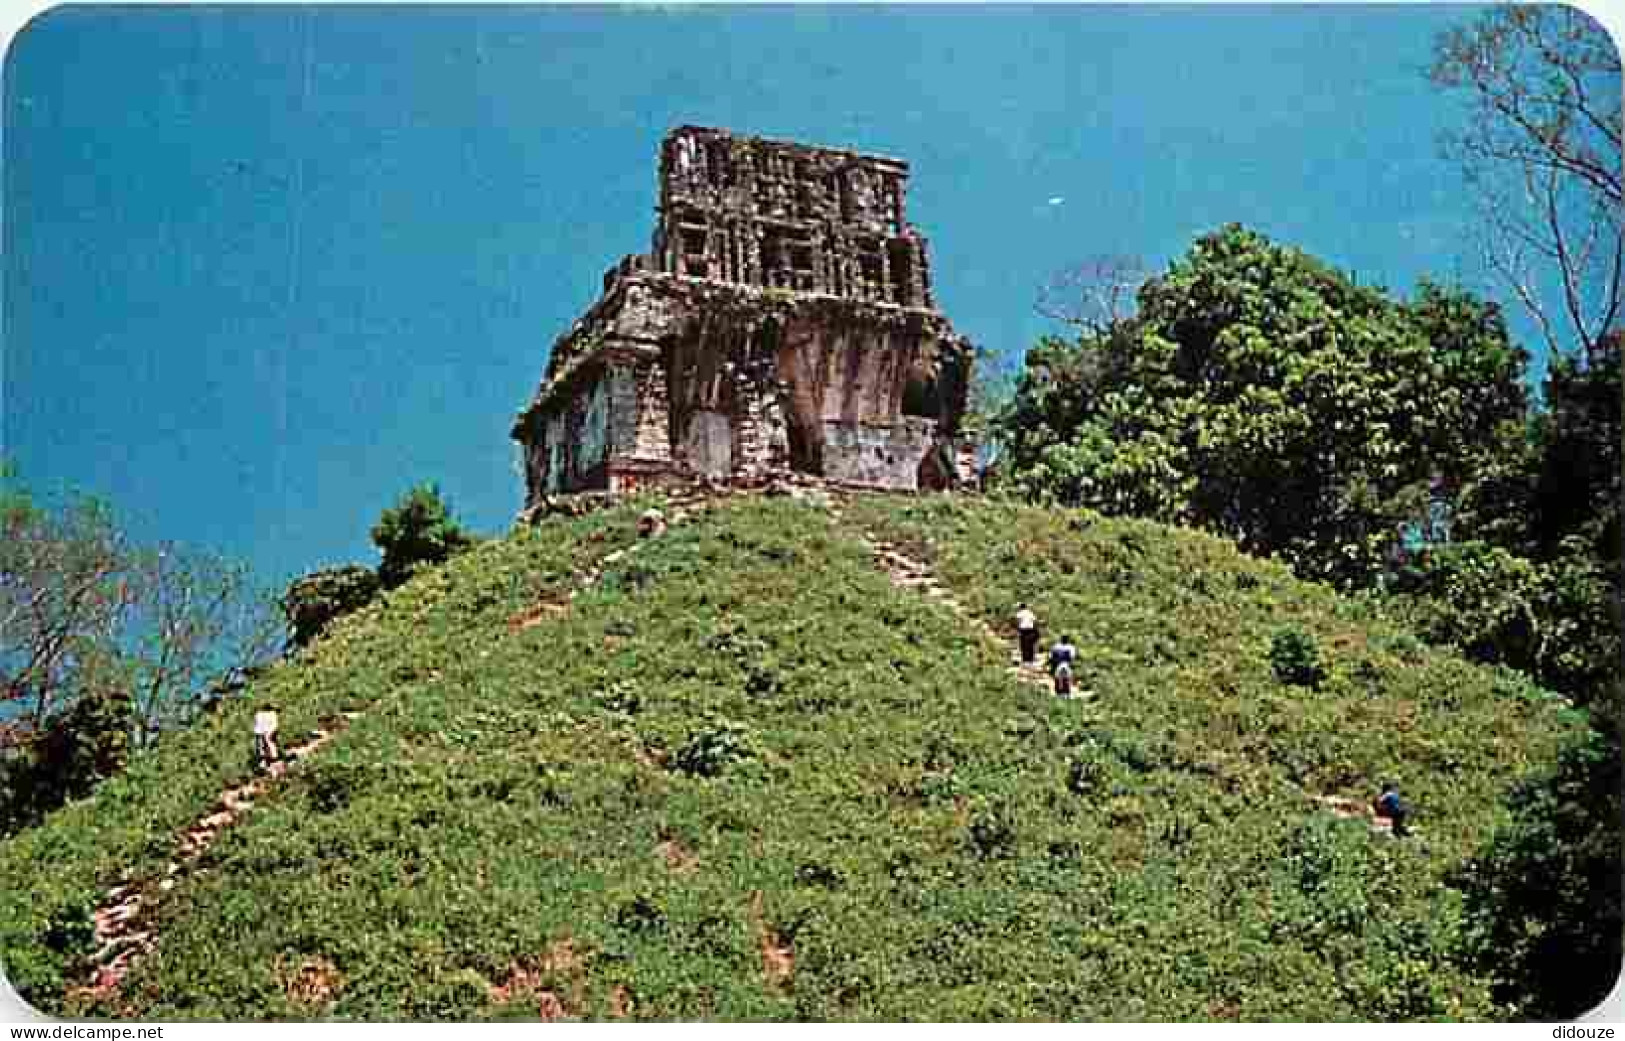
left=1373, top=782, right=1410, bottom=837
left=1047, top=635, right=1078, bottom=697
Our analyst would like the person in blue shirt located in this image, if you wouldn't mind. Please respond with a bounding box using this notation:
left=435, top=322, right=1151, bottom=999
left=1373, top=782, right=1410, bottom=837
left=1047, top=635, right=1078, bottom=697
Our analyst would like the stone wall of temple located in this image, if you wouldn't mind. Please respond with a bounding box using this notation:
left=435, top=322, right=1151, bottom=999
left=652, top=126, right=934, bottom=310
left=512, top=127, right=975, bottom=510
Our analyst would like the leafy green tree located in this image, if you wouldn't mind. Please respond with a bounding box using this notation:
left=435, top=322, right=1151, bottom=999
left=1385, top=542, right=1544, bottom=668
left=1454, top=720, right=1623, bottom=1019
left=0, top=688, right=134, bottom=833
left=997, top=225, right=1531, bottom=587
left=1393, top=335, right=1622, bottom=1022
left=1526, top=538, right=1619, bottom=705
left=1532, top=331, right=1621, bottom=564
left=370, top=483, right=475, bottom=589
left=1427, top=3, right=1622, bottom=706
left=1381, top=539, right=1616, bottom=701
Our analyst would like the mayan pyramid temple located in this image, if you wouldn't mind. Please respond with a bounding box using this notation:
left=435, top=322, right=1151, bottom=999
left=512, top=126, right=975, bottom=510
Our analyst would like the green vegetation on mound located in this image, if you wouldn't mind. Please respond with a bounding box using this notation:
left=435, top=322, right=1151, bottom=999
left=2, top=496, right=1578, bottom=1020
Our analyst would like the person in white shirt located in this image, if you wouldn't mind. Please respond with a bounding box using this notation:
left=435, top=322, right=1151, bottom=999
left=1014, top=602, right=1040, bottom=666
left=253, top=705, right=280, bottom=772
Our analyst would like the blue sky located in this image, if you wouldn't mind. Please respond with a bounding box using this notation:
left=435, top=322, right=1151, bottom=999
left=0, top=4, right=1595, bottom=590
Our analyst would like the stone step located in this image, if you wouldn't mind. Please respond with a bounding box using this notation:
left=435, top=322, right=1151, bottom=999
left=100, top=901, right=142, bottom=925
left=95, top=931, right=152, bottom=961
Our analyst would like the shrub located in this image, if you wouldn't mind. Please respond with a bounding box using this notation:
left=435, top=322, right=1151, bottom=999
left=967, top=802, right=1018, bottom=860
left=1386, top=542, right=1541, bottom=668
left=1453, top=725, right=1624, bottom=1018
left=671, top=721, right=754, bottom=778
left=593, top=680, right=642, bottom=715
left=41, top=895, right=95, bottom=957
left=1066, top=756, right=1106, bottom=796
left=304, top=762, right=364, bottom=814
left=794, top=862, right=844, bottom=890
left=615, top=893, right=668, bottom=935
left=282, top=565, right=380, bottom=648
left=1270, top=626, right=1325, bottom=688
left=1, top=688, right=134, bottom=833
left=371, top=484, right=474, bottom=590
left=916, top=768, right=963, bottom=805
left=1386, top=539, right=1620, bottom=707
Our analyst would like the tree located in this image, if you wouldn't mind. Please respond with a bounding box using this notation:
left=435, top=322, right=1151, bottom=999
left=1431, top=6, right=1622, bottom=358
left=122, top=544, right=283, bottom=747
left=370, top=484, right=474, bottom=590
left=0, top=471, right=281, bottom=828
left=1382, top=537, right=1619, bottom=705
left=1426, top=35, right=1625, bottom=995
left=1532, top=330, right=1621, bottom=562
left=1, top=484, right=139, bottom=732
left=0, top=688, right=134, bottom=834
left=1454, top=719, right=1623, bottom=1019
left=997, top=225, right=1532, bottom=587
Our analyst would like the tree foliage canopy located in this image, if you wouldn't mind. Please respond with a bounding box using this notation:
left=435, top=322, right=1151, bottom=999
left=1, top=484, right=136, bottom=734
left=1454, top=721, right=1623, bottom=1020
left=998, top=224, right=1530, bottom=587
left=1533, top=330, right=1621, bottom=562
left=1425, top=21, right=1623, bottom=1014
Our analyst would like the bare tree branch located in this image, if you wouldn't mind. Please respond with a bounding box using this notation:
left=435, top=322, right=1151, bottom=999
left=1432, top=5, right=1623, bottom=357
left=1598, top=227, right=1624, bottom=345
left=1, top=483, right=281, bottom=750
left=1036, top=255, right=1147, bottom=335
left=1483, top=208, right=1563, bottom=357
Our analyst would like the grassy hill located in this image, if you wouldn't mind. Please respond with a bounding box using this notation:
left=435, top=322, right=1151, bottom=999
left=0, top=493, right=1581, bottom=1020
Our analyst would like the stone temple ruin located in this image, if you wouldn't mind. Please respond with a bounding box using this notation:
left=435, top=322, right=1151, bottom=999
left=512, top=126, right=975, bottom=509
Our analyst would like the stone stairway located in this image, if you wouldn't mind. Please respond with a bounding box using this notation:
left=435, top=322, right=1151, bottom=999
left=75, top=712, right=360, bottom=1002
left=822, top=492, right=1088, bottom=699
left=1311, top=793, right=1400, bottom=835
